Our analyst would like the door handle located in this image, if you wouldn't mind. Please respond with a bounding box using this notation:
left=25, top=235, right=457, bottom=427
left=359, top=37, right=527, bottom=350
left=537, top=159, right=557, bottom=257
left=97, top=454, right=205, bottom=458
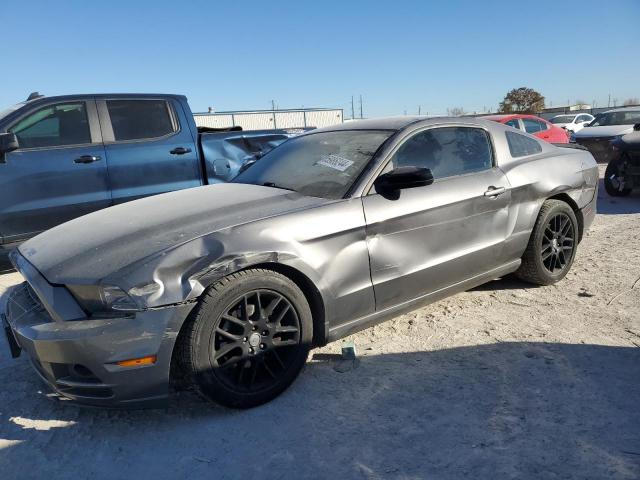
left=74, top=155, right=101, bottom=164
left=484, top=186, right=506, bottom=197
left=170, top=147, right=192, bottom=155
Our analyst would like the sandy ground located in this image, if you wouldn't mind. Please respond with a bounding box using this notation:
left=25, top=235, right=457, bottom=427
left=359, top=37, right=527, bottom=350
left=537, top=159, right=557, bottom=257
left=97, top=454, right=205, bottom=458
left=0, top=169, right=639, bottom=479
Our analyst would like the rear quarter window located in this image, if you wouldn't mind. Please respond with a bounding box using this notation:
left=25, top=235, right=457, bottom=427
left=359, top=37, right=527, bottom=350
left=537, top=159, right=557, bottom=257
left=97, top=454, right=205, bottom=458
left=505, top=131, right=542, bottom=158
left=107, top=100, right=176, bottom=141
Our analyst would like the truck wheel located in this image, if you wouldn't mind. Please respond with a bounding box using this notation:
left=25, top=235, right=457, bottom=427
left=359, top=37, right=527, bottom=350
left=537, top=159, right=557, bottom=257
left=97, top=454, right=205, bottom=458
left=604, top=156, right=632, bottom=197
left=179, top=269, right=312, bottom=409
left=516, top=200, right=578, bottom=286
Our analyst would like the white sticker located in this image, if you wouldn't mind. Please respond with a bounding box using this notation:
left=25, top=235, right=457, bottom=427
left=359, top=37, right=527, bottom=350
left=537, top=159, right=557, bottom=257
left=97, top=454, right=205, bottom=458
left=315, top=154, right=354, bottom=172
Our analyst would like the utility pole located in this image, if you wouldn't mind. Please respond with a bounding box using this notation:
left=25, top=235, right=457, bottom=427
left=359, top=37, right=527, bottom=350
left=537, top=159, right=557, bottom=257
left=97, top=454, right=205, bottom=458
left=418, top=105, right=421, bottom=115
left=272, top=100, right=276, bottom=111
left=359, top=95, right=363, bottom=119
left=608, top=94, right=611, bottom=108
left=351, top=96, right=355, bottom=120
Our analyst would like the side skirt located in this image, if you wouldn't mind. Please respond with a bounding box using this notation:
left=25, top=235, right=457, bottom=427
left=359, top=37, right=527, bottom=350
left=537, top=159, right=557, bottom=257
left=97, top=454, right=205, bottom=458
left=327, top=259, right=521, bottom=343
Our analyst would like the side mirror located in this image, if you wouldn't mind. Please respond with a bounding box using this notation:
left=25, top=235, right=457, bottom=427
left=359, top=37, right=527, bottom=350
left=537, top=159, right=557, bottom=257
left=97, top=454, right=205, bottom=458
left=374, top=166, right=434, bottom=193
left=238, top=158, right=258, bottom=174
left=634, top=123, right=640, bottom=132
left=0, top=132, right=18, bottom=154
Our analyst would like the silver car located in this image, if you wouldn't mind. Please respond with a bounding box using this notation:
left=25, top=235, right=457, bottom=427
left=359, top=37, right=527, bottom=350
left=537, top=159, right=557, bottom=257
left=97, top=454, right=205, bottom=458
left=3, top=117, right=598, bottom=408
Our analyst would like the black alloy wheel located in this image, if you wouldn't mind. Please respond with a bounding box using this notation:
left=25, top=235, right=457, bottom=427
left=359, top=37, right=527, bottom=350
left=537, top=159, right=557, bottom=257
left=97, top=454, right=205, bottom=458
left=179, top=268, right=313, bottom=408
left=516, top=199, right=579, bottom=285
left=540, top=213, right=575, bottom=274
left=212, top=290, right=301, bottom=392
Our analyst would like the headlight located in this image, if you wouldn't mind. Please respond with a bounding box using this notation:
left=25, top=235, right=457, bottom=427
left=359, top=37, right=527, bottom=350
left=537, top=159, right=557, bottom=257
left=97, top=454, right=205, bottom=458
left=569, top=132, right=576, bottom=143
left=67, top=284, right=140, bottom=314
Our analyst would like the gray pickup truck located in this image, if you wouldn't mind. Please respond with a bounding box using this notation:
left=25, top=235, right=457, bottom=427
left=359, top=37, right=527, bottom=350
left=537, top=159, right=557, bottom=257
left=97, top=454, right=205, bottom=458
left=0, top=93, right=302, bottom=261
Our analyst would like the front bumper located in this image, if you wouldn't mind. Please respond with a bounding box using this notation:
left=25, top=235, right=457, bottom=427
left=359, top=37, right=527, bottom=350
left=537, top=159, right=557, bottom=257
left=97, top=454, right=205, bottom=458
left=575, top=137, right=616, bottom=164
left=3, top=277, right=196, bottom=408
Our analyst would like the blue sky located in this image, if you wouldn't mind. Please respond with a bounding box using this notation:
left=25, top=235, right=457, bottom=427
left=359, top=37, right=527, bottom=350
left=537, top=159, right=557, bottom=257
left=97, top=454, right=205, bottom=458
left=1, top=0, right=638, bottom=117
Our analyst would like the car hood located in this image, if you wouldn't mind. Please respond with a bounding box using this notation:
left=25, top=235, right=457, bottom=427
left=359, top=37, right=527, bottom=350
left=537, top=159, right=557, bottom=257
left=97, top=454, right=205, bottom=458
left=574, top=125, right=634, bottom=138
left=19, top=183, right=328, bottom=284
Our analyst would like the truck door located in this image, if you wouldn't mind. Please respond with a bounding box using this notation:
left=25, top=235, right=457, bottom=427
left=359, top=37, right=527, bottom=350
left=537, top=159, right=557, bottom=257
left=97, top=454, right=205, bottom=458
left=0, top=99, right=110, bottom=243
left=98, top=98, right=201, bottom=204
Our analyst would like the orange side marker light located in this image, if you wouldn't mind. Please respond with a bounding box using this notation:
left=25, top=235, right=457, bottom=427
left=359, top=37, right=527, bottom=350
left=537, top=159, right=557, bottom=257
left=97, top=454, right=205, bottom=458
left=117, top=355, right=157, bottom=367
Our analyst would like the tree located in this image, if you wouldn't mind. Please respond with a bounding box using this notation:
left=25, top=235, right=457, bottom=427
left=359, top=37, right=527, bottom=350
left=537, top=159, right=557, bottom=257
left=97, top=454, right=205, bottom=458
left=623, top=97, right=639, bottom=106
left=499, top=87, right=545, bottom=113
left=447, top=107, right=465, bottom=116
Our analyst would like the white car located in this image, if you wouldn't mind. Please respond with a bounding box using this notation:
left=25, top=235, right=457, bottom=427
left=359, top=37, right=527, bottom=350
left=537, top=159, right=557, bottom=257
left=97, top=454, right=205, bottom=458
left=549, top=113, right=595, bottom=132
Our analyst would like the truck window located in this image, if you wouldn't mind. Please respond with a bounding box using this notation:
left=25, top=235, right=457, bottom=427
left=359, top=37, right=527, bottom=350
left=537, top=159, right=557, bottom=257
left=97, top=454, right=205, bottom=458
left=106, top=100, right=176, bottom=141
left=9, top=102, right=91, bottom=149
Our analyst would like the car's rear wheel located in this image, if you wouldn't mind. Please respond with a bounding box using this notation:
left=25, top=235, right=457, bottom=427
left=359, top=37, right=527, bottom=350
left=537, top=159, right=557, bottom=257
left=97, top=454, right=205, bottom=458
left=604, top=155, right=632, bottom=197
left=516, top=200, right=578, bottom=285
left=179, top=269, right=312, bottom=408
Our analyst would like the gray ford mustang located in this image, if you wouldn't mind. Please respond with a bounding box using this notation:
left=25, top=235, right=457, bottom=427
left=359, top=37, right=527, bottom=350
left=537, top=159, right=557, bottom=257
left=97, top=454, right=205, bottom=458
left=3, top=117, right=598, bottom=408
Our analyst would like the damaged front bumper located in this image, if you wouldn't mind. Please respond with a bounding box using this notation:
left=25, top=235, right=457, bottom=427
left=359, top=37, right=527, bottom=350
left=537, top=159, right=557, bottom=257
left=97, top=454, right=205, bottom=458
left=3, top=271, right=196, bottom=408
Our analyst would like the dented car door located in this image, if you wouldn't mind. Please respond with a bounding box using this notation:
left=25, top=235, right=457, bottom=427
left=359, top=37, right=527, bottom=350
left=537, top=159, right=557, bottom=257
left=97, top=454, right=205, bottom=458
left=362, top=126, right=512, bottom=310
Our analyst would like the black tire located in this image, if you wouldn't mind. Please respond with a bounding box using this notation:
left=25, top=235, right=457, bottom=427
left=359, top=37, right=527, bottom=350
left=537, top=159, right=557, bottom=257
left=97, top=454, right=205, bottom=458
left=179, top=269, right=313, bottom=409
left=516, top=200, right=579, bottom=286
left=604, top=156, right=632, bottom=197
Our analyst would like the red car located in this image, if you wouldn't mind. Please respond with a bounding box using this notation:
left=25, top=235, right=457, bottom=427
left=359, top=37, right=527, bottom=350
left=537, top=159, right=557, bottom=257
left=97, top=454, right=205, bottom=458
left=484, top=114, right=569, bottom=143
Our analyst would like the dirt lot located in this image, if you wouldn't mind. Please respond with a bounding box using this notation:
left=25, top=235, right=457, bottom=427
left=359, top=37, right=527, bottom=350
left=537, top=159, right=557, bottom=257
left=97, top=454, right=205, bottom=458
left=0, top=169, right=639, bottom=480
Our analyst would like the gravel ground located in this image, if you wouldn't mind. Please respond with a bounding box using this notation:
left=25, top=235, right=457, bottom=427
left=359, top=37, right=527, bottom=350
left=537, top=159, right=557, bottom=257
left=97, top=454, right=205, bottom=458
left=0, top=169, right=639, bottom=479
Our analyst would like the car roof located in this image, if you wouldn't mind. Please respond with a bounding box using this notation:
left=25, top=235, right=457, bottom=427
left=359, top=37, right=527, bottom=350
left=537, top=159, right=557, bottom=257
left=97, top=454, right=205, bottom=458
left=21, top=93, right=187, bottom=106
left=312, top=115, right=499, bottom=134
left=601, top=106, right=640, bottom=113
left=482, top=113, right=545, bottom=122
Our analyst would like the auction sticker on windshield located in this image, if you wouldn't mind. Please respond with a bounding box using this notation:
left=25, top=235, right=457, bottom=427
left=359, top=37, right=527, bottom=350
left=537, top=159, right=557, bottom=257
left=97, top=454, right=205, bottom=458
left=315, top=154, right=354, bottom=172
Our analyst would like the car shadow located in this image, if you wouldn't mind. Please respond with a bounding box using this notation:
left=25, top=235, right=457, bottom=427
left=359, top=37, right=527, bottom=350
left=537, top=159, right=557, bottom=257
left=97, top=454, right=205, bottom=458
left=0, top=341, right=638, bottom=479
left=470, top=275, right=534, bottom=291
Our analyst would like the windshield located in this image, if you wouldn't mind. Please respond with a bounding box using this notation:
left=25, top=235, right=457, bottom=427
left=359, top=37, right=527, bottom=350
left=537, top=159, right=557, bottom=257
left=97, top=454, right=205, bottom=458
left=550, top=115, right=574, bottom=124
left=232, top=130, right=393, bottom=199
left=0, top=102, right=25, bottom=122
left=589, top=110, right=640, bottom=127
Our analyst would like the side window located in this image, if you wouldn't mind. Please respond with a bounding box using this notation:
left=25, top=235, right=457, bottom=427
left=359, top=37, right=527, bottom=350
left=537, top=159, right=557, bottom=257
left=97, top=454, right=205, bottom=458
left=522, top=118, right=544, bottom=134
left=9, top=102, right=91, bottom=149
left=505, top=119, right=521, bottom=130
left=505, top=131, right=542, bottom=158
left=391, top=127, right=493, bottom=180
left=106, top=100, right=176, bottom=142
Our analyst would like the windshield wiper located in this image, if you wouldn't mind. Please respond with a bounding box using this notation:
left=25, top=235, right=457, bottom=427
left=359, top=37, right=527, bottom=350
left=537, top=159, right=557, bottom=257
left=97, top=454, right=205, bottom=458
left=262, top=182, right=297, bottom=192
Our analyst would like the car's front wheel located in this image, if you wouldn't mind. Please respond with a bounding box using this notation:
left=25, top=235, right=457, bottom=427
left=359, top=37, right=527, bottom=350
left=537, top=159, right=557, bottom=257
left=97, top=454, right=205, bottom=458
left=604, top=155, right=632, bottom=197
left=179, top=269, right=313, bottom=408
left=516, top=199, right=579, bottom=285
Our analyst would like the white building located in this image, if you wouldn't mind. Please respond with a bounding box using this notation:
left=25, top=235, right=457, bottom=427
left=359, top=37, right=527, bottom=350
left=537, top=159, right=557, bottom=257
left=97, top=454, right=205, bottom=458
left=193, top=108, right=343, bottom=130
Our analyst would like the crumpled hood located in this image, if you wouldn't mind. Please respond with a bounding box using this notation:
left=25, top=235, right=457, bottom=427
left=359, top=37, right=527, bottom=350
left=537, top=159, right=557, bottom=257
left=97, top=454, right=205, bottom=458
left=20, top=183, right=327, bottom=284
left=574, top=125, right=634, bottom=138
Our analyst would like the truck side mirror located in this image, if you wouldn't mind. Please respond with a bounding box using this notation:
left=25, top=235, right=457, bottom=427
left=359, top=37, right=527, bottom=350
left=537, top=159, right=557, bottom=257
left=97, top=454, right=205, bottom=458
left=0, top=132, right=18, bottom=163
left=0, top=133, right=19, bottom=154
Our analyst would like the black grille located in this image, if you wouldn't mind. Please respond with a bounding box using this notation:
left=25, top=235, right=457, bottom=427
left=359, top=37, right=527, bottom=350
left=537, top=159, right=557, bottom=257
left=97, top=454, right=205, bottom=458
left=25, top=283, right=45, bottom=312
left=6, top=282, right=47, bottom=323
